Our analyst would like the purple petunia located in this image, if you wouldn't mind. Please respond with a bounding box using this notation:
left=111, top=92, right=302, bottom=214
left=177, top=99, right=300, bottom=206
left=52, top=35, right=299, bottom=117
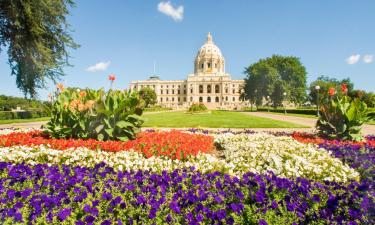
left=57, top=208, right=71, bottom=221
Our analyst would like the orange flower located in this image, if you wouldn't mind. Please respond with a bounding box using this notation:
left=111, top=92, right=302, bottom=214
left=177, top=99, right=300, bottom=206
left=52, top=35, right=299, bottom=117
left=341, top=83, right=348, bottom=94
left=56, top=83, right=65, bottom=91
left=328, top=87, right=335, bottom=96
left=85, top=100, right=96, bottom=109
left=108, top=74, right=116, bottom=81
left=79, top=91, right=87, bottom=98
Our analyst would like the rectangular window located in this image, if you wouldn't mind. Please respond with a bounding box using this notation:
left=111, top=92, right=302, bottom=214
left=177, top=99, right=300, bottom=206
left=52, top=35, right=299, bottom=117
left=161, top=90, right=163, bottom=94
left=178, top=90, right=180, bottom=94
left=172, top=90, right=175, bottom=94
left=166, top=90, right=169, bottom=94
left=184, top=90, right=186, bottom=94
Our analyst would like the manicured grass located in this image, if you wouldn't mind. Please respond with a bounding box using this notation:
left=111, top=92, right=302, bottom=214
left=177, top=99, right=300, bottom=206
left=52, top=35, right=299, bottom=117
left=0, top=117, right=50, bottom=125
left=142, top=110, right=307, bottom=128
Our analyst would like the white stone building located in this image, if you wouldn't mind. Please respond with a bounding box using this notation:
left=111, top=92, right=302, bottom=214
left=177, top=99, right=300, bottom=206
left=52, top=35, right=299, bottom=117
left=129, top=33, right=246, bottom=109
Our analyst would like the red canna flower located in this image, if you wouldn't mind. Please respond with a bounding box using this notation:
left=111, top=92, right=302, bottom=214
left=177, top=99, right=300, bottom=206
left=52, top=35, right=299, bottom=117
left=341, top=83, right=348, bottom=94
left=328, top=87, right=335, bottom=96
left=108, top=74, right=116, bottom=81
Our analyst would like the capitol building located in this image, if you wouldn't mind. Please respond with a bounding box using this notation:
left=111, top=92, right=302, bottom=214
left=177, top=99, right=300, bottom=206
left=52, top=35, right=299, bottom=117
left=130, top=33, right=246, bottom=109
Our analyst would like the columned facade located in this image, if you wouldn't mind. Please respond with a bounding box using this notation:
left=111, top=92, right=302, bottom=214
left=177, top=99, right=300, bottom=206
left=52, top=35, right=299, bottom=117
left=130, top=33, right=246, bottom=110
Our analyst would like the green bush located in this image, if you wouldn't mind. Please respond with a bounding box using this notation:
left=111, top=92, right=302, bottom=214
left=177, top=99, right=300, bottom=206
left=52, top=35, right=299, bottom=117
left=316, top=96, right=372, bottom=141
left=45, top=89, right=144, bottom=141
left=256, top=107, right=317, bottom=115
left=144, top=105, right=172, bottom=112
left=0, top=111, right=48, bottom=120
left=188, top=103, right=208, bottom=112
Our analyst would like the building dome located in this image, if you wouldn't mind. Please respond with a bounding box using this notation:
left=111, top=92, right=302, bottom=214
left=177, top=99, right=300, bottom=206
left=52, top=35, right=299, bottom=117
left=194, top=32, right=225, bottom=74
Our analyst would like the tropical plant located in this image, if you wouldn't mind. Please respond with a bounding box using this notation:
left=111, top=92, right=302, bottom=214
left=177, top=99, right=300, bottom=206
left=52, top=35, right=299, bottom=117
left=45, top=88, right=144, bottom=141
left=316, top=95, right=371, bottom=141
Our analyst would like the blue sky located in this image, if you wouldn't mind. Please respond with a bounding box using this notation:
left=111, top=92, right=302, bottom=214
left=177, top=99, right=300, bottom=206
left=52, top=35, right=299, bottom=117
left=1, top=0, right=374, bottom=99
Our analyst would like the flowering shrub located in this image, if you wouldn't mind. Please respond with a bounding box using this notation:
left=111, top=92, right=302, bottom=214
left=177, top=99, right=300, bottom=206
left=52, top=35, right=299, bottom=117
left=215, top=133, right=360, bottom=182
left=0, top=130, right=214, bottom=160
left=0, top=162, right=373, bottom=224
left=45, top=88, right=144, bottom=141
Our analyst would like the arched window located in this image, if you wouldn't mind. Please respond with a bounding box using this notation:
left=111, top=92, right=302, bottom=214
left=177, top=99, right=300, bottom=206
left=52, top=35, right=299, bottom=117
left=232, top=89, right=235, bottom=94
left=207, top=97, right=211, bottom=102
left=225, top=96, right=228, bottom=101
left=215, top=97, right=219, bottom=102
left=232, top=97, right=235, bottom=101
left=160, top=97, right=163, bottom=102
left=201, top=64, right=204, bottom=69
left=166, top=97, right=169, bottom=101
left=199, top=97, right=203, bottom=102
left=208, top=63, right=211, bottom=68
left=172, top=97, right=174, bottom=102
left=199, top=85, right=203, bottom=94
left=215, top=85, right=220, bottom=93
left=166, top=90, right=169, bottom=94
left=207, top=85, right=211, bottom=93
left=190, top=97, right=193, bottom=102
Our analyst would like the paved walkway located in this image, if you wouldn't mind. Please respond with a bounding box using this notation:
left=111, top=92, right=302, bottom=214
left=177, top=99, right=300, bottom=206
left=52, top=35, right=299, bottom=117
left=245, top=112, right=375, bottom=135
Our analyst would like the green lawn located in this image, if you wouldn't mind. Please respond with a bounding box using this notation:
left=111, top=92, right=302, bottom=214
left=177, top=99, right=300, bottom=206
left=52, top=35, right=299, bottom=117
left=0, top=117, right=50, bottom=125
left=142, top=110, right=307, bottom=128
left=368, top=120, right=375, bottom=125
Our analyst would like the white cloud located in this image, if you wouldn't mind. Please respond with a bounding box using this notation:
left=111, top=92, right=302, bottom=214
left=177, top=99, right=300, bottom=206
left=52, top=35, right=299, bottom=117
left=346, top=54, right=360, bottom=65
left=363, top=54, right=373, bottom=64
left=85, top=61, right=111, bottom=72
left=157, top=1, right=184, bottom=21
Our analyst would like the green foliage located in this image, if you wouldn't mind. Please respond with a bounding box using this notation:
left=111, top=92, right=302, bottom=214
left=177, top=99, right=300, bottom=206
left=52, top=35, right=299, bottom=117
left=309, top=76, right=354, bottom=105
left=0, top=110, right=48, bottom=120
left=244, top=55, right=307, bottom=107
left=45, top=89, right=144, bottom=141
left=349, top=90, right=375, bottom=108
left=0, top=0, right=78, bottom=98
left=139, top=87, right=157, bottom=107
left=317, top=96, right=372, bottom=141
left=144, top=105, right=172, bottom=112
left=270, top=79, right=287, bottom=107
left=0, top=95, right=48, bottom=111
left=188, top=103, right=208, bottom=113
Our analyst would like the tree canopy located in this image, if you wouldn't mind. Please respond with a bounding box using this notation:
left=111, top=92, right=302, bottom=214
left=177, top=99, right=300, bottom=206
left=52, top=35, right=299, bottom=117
left=243, top=55, right=307, bottom=107
left=0, top=0, right=78, bottom=98
left=139, top=87, right=157, bottom=108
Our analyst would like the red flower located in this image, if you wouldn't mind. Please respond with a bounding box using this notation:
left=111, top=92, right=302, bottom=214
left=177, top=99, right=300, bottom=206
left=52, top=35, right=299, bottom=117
left=108, top=74, right=116, bottom=81
left=0, top=130, right=214, bottom=160
left=328, top=87, right=335, bottom=96
left=341, top=83, right=348, bottom=94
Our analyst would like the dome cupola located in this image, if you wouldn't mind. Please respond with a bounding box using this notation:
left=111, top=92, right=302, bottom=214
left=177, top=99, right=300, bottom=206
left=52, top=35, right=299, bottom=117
left=194, top=32, right=225, bottom=74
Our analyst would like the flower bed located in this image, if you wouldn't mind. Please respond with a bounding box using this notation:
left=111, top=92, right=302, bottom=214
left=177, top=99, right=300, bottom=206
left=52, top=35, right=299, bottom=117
left=0, top=162, right=373, bottom=224
left=0, top=129, right=374, bottom=224
left=0, top=130, right=214, bottom=160
left=215, top=133, right=359, bottom=183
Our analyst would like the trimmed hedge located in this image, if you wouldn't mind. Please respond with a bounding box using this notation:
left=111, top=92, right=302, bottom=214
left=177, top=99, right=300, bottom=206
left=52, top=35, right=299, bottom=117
left=0, top=111, right=48, bottom=120
left=256, top=108, right=317, bottom=115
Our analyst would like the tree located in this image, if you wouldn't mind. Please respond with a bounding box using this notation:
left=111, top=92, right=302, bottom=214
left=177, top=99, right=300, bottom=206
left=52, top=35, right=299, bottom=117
left=349, top=90, right=375, bottom=108
left=309, top=76, right=354, bottom=105
left=139, top=87, right=157, bottom=108
left=270, top=80, right=286, bottom=107
left=0, top=0, right=78, bottom=98
left=243, top=55, right=307, bottom=107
